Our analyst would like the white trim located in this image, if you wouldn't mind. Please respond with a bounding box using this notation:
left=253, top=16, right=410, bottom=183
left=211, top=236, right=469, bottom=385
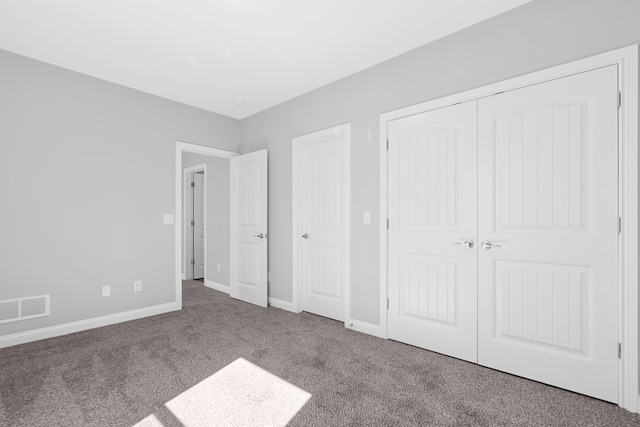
left=178, top=142, right=238, bottom=159
left=617, top=46, right=639, bottom=414
left=268, top=297, right=296, bottom=312
left=379, top=112, right=389, bottom=339
left=379, top=45, right=638, bottom=412
left=344, top=125, right=351, bottom=326
left=0, top=302, right=179, bottom=349
left=347, top=319, right=385, bottom=338
left=205, top=280, right=230, bottom=294
left=292, top=123, right=351, bottom=322
left=183, top=163, right=207, bottom=281
left=291, top=137, right=303, bottom=314
left=175, top=141, right=238, bottom=309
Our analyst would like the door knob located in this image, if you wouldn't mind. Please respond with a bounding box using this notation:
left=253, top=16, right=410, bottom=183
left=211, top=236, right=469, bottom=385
left=302, top=233, right=311, bottom=239
left=480, top=240, right=502, bottom=250
left=452, top=240, right=474, bottom=249
left=253, top=233, right=266, bottom=239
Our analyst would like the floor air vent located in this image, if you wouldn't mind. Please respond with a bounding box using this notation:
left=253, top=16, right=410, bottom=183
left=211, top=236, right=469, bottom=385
left=0, top=295, right=50, bottom=324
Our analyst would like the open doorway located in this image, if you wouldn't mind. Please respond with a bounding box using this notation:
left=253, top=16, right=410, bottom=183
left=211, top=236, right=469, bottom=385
left=181, top=151, right=232, bottom=293
left=175, top=141, right=270, bottom=309
left=175, top=142, right=237, bottom=307
left=183, top=165, right=206, bottom=280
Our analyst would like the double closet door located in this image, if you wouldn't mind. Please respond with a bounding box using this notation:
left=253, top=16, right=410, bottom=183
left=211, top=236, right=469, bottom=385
left=387, top=65, right=619, bottom=403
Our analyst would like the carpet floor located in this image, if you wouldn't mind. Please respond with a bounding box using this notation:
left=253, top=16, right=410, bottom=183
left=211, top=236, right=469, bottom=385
left=1, top=280, right=639, bottom=426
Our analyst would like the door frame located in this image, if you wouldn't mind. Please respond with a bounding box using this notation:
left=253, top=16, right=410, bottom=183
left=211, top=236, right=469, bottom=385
left=183, top=164, right=206, bottom=280
left=292, top=123, right=351, bottom=326
left=379, top=45, right=639, bottom=412
left=175, top=141, right=238, bottom=306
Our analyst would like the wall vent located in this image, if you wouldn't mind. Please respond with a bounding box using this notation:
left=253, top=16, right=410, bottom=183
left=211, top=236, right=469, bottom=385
left=0, top=295, right=50, bottom=324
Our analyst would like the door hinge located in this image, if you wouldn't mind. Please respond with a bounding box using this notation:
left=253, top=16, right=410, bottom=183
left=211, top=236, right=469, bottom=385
left=386, top=218, right=389, bottom=230
left=387, top=298, right=389, bottom=309
left=618, top=217, right=622, bottom=234
left=386, top=139, right=389, bottom=151
left=618, top=91, right=622, bottom=108
left=191, top=220, right=195, bottom=227
left=191, top=181, right=195, bottom=188
left=190, top=259, right=195, bottom=265
left=618, top=342, right=622, bottom=359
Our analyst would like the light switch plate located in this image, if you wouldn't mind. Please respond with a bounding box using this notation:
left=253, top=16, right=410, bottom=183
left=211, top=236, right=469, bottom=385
left=363, top=212, right=371, bottom=225
left=163, top=214, right=174, bottom=224
left=102, top=286, right=110, bottom=297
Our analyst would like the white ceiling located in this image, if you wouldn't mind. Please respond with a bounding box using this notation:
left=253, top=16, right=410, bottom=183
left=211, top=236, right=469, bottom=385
left=0, top=0, right=532, bottom=119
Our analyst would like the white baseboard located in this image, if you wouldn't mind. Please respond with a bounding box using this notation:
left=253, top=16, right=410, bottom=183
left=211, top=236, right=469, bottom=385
left=268, top=297, right=296, bottom=312
left=346, top=319, right=385, bottom=338
left=205, top=280, right=230, bottom=294
left=0, top=301, right=180, bottom=349
left=181, top=273, right=186, bottom=280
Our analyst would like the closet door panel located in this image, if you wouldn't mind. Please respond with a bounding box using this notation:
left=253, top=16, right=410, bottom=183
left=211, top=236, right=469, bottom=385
left=387, top=101, right=478, bottom=363
left=477, top=65, right=619, bottom=403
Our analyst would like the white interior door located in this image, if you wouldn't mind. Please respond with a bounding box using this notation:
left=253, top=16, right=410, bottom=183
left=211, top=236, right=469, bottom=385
left=387, top=101, right=478, bottom=363
left=477, top=65, right=619, bottom=403
left=297, top=125, right=350, bottom=322
left=192, top=172, right=205, bottom=280
left=230, top=150, right=268, bottom=307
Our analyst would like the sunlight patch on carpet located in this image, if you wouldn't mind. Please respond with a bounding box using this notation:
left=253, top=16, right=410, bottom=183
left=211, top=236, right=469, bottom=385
left=164, top=358, right=311, bottom=427
left=132, top=414, right=164, bottom=427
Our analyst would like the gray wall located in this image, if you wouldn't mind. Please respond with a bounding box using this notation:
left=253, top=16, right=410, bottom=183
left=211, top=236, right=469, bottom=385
left=1, top=0, right=638, bottom=379
left=182, top=153, right=230, bottom=287
left=240, top=0, right=640, bottom=324
left=0, top=49, right=240, bottom=336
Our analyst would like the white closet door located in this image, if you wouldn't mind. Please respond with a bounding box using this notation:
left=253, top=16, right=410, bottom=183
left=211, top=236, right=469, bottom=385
left=299, top=126, right=349, bottom=322
left=230, top=150, right=268, bottom=307
left=388, top=101, right=478, bottom=363
left=477, top=65, right=619, bottom=403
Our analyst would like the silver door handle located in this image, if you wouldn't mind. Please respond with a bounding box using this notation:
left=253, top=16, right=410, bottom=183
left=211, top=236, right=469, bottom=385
left=302, top=233, right=311, bottom=239
left=480, top=240, right=502, bottom=250
left=452, top=240, right=474, bottom=249
left=253, top=233, right=266, bottom=239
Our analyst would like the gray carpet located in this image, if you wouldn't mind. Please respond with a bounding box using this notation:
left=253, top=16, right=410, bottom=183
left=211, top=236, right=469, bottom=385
left=1, top=280, right=638, bottom=426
